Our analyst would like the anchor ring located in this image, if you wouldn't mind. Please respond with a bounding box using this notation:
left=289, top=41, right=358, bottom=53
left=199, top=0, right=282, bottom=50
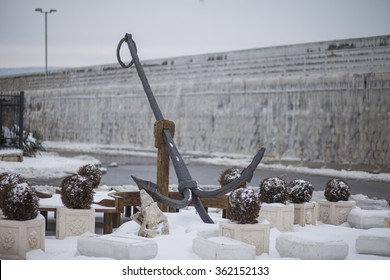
left=116, top=36, right=136, bottom=68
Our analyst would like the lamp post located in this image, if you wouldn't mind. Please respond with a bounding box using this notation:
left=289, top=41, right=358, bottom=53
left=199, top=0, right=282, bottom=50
left=35, top=8, right=57, bottom=75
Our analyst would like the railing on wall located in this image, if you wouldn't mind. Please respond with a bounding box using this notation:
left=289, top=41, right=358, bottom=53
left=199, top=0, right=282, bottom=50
left=0, top=91, right=24, bottom=150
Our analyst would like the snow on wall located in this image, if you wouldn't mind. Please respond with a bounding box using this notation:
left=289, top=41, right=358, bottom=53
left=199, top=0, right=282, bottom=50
left=1, top=35, right=390, bottom=166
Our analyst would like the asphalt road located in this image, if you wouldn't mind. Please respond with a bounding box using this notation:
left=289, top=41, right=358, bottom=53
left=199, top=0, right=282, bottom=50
left=90, top=154, right=390, bottom=201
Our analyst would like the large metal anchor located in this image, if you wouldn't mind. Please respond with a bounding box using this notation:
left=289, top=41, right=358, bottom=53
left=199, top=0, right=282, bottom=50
left=117, top=33, right=265, bottom=223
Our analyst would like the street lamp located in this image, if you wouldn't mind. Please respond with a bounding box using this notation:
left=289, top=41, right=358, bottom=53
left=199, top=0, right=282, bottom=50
left=35, top=8, right=57, bottom=75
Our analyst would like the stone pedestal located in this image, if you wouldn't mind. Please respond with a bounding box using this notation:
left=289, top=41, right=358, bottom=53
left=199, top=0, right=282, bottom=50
left=259, top=203, right=294, bottom=231
left=385, top=217, right=390, bottom=228
left=317, top=199, right=356, bottom=225
left=219, top=220, right=270, bottom=255
left=293, top=202, right=317, bottom=226
left=0, top=214, right=45, bottom=260
left=347, top=208, right=390, bottom=229
left=56, top=207, right=95, bottom=239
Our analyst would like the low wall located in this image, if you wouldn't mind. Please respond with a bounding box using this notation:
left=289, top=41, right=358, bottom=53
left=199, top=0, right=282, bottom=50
left=1, top=35, right=389, bottom=166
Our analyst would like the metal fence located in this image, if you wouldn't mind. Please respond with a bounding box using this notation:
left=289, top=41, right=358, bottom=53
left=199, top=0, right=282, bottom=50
left=0, top=91, right=24, bottom=150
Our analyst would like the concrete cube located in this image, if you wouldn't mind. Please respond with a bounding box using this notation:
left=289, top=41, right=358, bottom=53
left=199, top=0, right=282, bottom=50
left=219, top=220, right=270, bottom=255
left=0, top=214, right=45, bottom=260
left=259, top=203, right=294, bottom=231
left=385, top=217, right=390, bottom=228
left=276, top=232, right=349, bottom=259
left=56, top=207, right=95, bottom=239
left=317, top=199, right=356, bottom=225
left=355, top=228, right=390, bottom=257
left=293, top=202, right=317, bottom=226
left=77, top=233, right=158, bottom=259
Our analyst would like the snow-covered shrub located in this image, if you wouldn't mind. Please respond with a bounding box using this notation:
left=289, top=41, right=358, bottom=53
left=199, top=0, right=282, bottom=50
left=218, top=167, right=246, bottom=188
left=228, top=187, right=260, bottom=224
left=0, top=173, right=28, bottom=210
left=2, top=182, right=39, bottom=220
left=288, top=179, right=314, bottom=203
left=259, top=177, right=289, bottom=204
left=77, top=164, right=102, bottom=189
left=324, top=178, right=351, bottom=202
left=23, top=130, right=45, bottom=157
left=60, top=175, right=94, bottom=209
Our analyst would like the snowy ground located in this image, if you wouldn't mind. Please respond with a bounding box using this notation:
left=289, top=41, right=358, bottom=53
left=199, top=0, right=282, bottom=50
left=1, top=149, right=389, bottom=261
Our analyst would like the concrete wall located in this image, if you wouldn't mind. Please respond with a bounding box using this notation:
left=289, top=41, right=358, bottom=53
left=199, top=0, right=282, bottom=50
left=1, top=35, right=389, bottom=166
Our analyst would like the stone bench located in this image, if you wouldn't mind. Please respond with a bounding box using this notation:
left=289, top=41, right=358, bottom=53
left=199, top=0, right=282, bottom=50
left=276, top=232, right=349, bottom=259
left=347, top=208, right=390, bottom=229
left=355, top=228, right=390, bottom=257
left=77, top=233, right=158, bottom=259
left=192, top=229, right=256, bottom=260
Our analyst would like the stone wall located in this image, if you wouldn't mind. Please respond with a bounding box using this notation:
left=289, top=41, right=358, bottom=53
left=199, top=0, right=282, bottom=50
left=1, top=35, right=389, bottom=166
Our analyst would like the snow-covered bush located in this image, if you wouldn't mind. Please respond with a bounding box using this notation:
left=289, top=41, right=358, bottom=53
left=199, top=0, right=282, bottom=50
left=0, top=173, right=28, bottom=210
left=2, top=182, right=39, bottom=220
left=259, top=177, right=289, bottom=204
left=324, top=178, right=351, bottom=202
left=60, top=175, right=94, bottom=209
left=218, top=167, right=246, bottom=188
left=228, top=187, right=260, bottom=224
left=288, top=179, right=314, bottom=203
left=23, top=130, right=45, bottom=157
left=77, top=164, right=102, bottom=189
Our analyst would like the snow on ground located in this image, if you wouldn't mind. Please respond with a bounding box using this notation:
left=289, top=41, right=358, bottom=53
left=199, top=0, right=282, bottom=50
left=1, top=145, right=390, bottom=261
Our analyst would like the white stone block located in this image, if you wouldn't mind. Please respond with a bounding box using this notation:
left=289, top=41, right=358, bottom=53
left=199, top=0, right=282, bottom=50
left=192, top=236, right=255, bottom=260
left=259, top=203, right=294, bottom=231
left=347, top=208, right=390, bottom=229
left=293, top=202, right=317, bottom=226
left=0, top=214, right=45, bottom=260
left=355, top=228, right=390, bottom=257
left=56, top=207, right=95, bottom=239
left=276, top=232, right=349, bottom=260
left=219, top=220, right=270, bottom=255
left=77, top=234, right=158, bottom=259
left=317, top=199, right=356, bottom=225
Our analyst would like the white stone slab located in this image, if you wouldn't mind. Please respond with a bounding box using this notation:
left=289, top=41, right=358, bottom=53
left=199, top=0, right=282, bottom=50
left=219, top=220, right=270, bottom=255
left=193, top=235, right=255, bottom=260
left=259, top=203, right=294, bottom=231
left=77, top=233, right=158, bottom=259
left=0, top=214, right=45, bottom=260
left=348, top=208, right=390, bottom=229
left=276, top=232, right=349, bottom=260
left=56, top=207, right=95, bottom=239
left=355, top=228, right=390, bottom=257
left=317, top=199, right=356, bottom=225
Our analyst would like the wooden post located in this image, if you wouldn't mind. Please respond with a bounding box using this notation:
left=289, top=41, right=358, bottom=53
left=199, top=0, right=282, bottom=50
left=154, top=120, right=175, bottom=212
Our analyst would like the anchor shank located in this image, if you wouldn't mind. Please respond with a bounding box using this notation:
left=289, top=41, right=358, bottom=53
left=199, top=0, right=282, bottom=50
left=125, top=33, right=164, bottom=121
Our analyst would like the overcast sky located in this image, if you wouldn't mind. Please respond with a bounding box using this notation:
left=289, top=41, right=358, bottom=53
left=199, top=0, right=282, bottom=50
left=1, top=0, right=390, bottom=68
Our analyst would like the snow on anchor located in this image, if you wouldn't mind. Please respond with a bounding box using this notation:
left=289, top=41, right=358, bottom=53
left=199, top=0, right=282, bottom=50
left=116, top=33, right=266, bottom=223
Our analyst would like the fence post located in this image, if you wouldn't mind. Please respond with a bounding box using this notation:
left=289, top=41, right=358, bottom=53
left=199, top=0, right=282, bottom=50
left=18, top=91, right=24, bottom=150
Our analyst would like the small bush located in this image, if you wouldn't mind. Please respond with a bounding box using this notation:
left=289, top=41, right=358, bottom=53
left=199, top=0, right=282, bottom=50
left=324, top=178, right=351, bottom=202
left=259, top=177, right=289, bottom=204
left=228, top=187, right=260, bottom=224
left=288, top=179, right=314, bottom=203
left=60, top=175, right=94, bottom=209
left=0, top=173, right=28, bottom=210
left=2, top=182, right=39, bottom=220
left=218, top=167, right=246, bottom=188
left=77, top=164, right=102, bottom=188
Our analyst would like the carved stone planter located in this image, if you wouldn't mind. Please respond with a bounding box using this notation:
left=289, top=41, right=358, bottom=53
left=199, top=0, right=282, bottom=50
left=293, top=202, right=317, bottom=226
left=56, top=207, right=95, bottom=239
left=219, top=220, right=270, bottom=255
left=317, top=199, right=356, bottom=225
left=0, top=214, right=45, bottom=260
left=259, top=203, right=294, bottom=231
left=384, top=217, right=390, bottom=228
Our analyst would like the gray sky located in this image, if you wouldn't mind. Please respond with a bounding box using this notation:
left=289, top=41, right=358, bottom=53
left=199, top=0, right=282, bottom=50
left=1, top=0, right=390, bottom=68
